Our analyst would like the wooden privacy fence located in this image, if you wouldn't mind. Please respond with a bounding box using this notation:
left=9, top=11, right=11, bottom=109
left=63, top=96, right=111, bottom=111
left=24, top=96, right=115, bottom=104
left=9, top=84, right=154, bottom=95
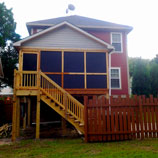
left=84, top=95, right=158, bottom=142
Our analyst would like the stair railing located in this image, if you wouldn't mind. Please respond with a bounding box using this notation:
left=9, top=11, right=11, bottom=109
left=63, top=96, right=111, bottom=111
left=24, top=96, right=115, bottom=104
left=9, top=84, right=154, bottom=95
left=40, top=71, right=84, bottom=124
left=14, top=70, right=84, bottom=125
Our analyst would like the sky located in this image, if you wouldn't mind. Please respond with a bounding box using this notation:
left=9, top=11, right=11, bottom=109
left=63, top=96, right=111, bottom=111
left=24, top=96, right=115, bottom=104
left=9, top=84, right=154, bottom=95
left=1, top=0, right=158, bottom=59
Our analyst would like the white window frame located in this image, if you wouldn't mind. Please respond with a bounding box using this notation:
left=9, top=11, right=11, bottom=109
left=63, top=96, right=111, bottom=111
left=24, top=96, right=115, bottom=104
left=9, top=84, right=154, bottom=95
left=110, top=32, right=123, bottom=53
left=31, top=28, right=34, bottom=35
left=110, top=67, right=121, bottom=89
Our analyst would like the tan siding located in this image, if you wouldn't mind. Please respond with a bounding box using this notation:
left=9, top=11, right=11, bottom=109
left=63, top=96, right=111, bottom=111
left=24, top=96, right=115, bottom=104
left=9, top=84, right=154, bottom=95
left=22, top=26, right=106, bottom=49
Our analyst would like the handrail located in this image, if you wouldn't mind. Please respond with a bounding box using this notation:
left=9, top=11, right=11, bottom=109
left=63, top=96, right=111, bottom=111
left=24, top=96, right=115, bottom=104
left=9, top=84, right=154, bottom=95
left=14, top=70, right=84, bottom=124
left=14, top=70, right=38, bottom=89
left=40, top=71, right=84, bottom=124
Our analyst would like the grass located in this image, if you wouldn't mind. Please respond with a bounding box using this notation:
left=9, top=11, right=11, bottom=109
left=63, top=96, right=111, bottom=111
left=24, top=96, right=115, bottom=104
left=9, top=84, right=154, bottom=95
left=0, top=138, right=158, bottom=158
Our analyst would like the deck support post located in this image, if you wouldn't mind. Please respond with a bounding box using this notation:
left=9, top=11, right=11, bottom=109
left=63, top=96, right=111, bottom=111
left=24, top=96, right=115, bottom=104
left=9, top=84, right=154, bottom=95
left=12, top=96, right=18, bottom=141
left=23, top=113, right=26, bottom=130
left=61, top=118, right=67, bottom=136
left=27, top=98, right=31, bottom=127
left=16, top=97, right=20, bottom=137
left=36, top=94, right=40, bottom=139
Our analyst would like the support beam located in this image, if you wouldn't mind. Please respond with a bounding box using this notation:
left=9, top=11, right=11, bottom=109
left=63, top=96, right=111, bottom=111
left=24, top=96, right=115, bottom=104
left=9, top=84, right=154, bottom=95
left=36, top=94, right=40, bottom=139
left=27, top=98, right=31, bottom=127
left=23, top=113, right=26, bottom=130
left=16, top=97, right=20, bottom=137
left=12, top=96, right=17, bottom=141
left=61, top=118, right=67, bottom=136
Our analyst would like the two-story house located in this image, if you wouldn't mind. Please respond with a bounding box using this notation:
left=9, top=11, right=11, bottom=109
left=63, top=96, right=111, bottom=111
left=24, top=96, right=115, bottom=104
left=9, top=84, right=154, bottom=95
left=12, top=15, right=132, bottom=141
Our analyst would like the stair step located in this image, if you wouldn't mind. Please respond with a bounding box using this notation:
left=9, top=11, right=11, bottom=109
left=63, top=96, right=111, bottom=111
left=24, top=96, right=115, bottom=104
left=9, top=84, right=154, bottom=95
left=74, top=120, right=80, bottom=123
left=79, top=123, right=84, bottom=127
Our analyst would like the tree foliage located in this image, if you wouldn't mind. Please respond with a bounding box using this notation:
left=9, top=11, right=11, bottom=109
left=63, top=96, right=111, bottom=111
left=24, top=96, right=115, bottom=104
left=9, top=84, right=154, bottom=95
left=0, top=2, right=20, bottom=48
left=129, top=55, right=158, bottom=97
left=0, top=46, right=18, bottom=88
left=131, top=58, right=150, bottom=96
left=0, top=2, right=20, bottom=88
left=149, top=56, right=158, bottom=97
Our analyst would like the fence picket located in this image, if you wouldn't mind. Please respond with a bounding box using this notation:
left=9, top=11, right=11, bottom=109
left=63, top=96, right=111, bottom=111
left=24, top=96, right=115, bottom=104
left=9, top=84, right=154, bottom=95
left=85, top=95, right=158, bottom=142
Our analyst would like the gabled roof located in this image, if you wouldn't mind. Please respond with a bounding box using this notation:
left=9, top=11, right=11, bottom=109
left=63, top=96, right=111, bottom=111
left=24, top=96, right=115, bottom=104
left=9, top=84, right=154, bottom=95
left=14, top=21, right=114, bottom=51
left=0, top=58, right=4, bottom=78
left=26, top=15, right=133, bottom=33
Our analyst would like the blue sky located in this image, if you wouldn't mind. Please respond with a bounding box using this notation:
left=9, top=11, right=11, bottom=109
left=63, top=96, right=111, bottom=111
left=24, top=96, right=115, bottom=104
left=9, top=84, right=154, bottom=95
left=1, top=0, right=158, bottom=59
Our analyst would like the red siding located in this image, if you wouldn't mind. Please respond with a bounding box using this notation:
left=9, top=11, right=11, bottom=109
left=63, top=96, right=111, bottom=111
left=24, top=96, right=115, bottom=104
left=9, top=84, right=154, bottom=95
left=86, top=30, right=129, bottom=95
left=29, top=27, right=129, bottom=96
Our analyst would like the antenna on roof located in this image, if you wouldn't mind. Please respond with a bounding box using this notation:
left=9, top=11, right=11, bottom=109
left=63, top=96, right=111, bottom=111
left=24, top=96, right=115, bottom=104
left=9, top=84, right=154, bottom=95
left=66, top=4, right=75, bottom=14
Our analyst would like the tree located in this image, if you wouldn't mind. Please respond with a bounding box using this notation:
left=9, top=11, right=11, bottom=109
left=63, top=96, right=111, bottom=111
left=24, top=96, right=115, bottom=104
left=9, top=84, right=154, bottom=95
left=0, top=46, right=18, bottom=88
left=0, top=2, right=20, bottom=88
left=149, top=55, right=158, bottom=97
left=0, top=2, right=20, bottom=48
left=132, top=58, right=151, bottom=96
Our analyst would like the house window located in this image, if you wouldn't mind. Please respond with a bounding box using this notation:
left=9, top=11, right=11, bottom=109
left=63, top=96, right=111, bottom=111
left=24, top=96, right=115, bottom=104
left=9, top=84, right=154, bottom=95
left=111, top=33, right=122, bottom=52
left=111, top=68, right=121, bottom=89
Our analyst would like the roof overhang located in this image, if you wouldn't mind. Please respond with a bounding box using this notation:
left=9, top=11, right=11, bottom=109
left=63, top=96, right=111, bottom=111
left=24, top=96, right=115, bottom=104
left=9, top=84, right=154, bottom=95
left=26, top=22, right=133, bottom=34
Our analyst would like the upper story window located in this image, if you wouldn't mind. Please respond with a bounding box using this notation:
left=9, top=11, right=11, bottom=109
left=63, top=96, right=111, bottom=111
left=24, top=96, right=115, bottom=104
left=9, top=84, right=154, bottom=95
left=111, top=33, right=122, bottom=52
left=30, top=28, right=43, bottom=35
left=111, top=68, right=121, bottom=89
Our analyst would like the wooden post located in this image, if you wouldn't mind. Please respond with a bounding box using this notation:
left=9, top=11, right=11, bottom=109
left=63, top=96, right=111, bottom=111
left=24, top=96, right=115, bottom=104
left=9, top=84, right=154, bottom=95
left=36, top=94, right=40, bottom=139
left=16, top=97, right=20, bottom=137
left=36, top=70, right=41, bottom=139
left=12, top=70, right=17, bottom=141
left=62, top=93, right=67, bottom=135
left=23, top=113, right=26, bottom=130
left=63, top=93, right=67, bottom=119
left=61, top=118, right=67, bottom=136
left=139, top=96, right=144, bottom=140
left=84, top=96, right=88, bottom=142
left=27, top=98, right=31, bottom=127
left=12, top=96, right=17, bottom=141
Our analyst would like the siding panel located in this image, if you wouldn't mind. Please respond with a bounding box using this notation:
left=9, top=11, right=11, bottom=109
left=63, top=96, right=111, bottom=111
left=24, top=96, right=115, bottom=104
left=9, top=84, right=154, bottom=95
left=22, top=26, right=106, bottom=49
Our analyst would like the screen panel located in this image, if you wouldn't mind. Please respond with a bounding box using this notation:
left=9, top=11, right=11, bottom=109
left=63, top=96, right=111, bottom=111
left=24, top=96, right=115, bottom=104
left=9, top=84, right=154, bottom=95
left=87, top=75, right=107, bottom=88
left=47, top=74, right=61, bottom=86
left=41, top=51, right=61, bottom=72
left=23, top=53, right=37, bottom=71
left=64, top=52, right=84, bottom=72
left=64, top=75, right=84, bottom=88
left=86, top=52, right=106, bottom=73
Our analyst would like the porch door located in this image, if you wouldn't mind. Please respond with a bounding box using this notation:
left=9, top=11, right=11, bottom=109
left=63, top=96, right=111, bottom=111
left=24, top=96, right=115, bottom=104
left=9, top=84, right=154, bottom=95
left=22, top=52, right=39, bottom=71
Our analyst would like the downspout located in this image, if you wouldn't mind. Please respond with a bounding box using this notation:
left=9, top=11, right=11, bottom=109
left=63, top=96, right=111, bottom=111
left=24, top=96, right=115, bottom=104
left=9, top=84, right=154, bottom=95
left=108, top=50, right=114, bottom=97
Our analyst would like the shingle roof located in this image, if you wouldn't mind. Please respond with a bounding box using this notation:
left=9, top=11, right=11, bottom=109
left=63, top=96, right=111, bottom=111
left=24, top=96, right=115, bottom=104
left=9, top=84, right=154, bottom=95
left=26, top=15, right=132, bottom=32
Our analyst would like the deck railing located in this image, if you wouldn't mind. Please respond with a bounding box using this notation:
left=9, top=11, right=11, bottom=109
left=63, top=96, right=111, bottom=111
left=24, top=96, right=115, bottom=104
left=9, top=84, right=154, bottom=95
left=14, top=70, right=84, bottom=124
left=14, top=70, right=38, bottom=89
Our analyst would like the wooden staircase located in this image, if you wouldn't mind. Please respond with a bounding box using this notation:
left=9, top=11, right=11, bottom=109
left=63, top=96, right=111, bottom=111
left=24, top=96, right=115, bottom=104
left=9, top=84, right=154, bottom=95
left=40, top=72, right=84, bottom=133
left=14, top=70, right=85, bottom=134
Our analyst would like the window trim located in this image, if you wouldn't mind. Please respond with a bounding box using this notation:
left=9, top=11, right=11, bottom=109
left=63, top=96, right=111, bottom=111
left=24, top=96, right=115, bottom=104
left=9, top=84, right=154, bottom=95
left=110, top=67, right=121, bottom=89
left=110, top=32, right=123, bottom=53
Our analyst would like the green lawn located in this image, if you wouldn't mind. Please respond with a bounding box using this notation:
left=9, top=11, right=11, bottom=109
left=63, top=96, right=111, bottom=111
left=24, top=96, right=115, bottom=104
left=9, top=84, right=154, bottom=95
left=0, top=138, right=158, bottom=158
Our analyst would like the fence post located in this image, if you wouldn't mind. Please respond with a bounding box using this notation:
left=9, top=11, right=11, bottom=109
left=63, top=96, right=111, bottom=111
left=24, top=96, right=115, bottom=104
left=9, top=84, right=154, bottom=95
left=84, top=96, right=88, bottom=142
left=139, top=96, right=144, bottom=140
